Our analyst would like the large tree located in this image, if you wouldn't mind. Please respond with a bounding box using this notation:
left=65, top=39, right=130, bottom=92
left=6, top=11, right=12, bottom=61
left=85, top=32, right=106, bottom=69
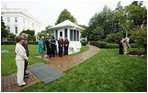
left=124, top=2, right=147, bottom=28
left=130, top=25, right=147, bottom=53
left=37, top=31, right=47, bottom=38
left=20, top=29, right=35, bottom=41
left=1, top=16, right=8, bottom=39
left=55, top=9, right=77, bottom=25
left=20, top=29, right=35, bottom=36
left=45, top=25, right=54, bottom=38
left=86, top=6, right=114, bottom=41
left=86, top=1, right=147, bottom=41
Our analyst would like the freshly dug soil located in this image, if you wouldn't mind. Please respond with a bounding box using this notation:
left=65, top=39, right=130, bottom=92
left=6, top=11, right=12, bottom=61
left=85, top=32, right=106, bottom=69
left=127, top=51, right=146, bottom=56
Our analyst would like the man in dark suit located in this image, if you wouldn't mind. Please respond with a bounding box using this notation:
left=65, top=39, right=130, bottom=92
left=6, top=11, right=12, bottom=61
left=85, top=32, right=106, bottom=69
left=51, top=36, right=56, bottom=57
left=22, top=33, right=29, bottom=78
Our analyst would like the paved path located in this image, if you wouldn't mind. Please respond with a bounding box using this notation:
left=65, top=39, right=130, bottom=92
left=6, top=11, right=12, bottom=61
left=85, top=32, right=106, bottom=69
left=1, top=45, right=100, bottom=92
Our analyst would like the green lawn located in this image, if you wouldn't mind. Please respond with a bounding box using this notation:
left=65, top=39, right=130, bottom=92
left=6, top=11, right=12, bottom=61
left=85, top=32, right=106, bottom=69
left=1, top=45, right=88, bottom=76
left=19, top=48, right=147, bottom=92
left=1, top=45, right=49, bottom=76
left=70, top=45, right=89, bottom=56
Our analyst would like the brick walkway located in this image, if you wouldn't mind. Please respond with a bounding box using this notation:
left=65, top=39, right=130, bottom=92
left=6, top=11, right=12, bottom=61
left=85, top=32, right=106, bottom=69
left=1, top=45, right=100, bottom=92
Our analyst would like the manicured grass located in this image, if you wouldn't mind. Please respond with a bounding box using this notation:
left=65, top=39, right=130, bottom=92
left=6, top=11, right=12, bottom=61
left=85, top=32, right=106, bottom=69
left=70, top=45, right=89, bottom=56
left=1, top=45, right=49, bottom=76
left=19, top=48, right=147, bottom=92
left=1, top=45, right=88, bottom=76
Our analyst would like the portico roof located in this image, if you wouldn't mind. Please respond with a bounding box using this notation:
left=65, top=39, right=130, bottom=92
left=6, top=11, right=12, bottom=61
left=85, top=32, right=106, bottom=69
left=50, top=20, right=85, bottom=30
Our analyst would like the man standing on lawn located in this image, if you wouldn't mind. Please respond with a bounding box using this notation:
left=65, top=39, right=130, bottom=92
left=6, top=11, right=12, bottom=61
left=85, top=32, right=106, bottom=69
left=22, top=33, right=29, bottom=78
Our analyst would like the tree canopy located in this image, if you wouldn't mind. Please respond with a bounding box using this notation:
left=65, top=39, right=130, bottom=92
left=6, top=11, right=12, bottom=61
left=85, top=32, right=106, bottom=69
left=1, top=16, right=8, bottom=39
left=20, top=29, right=35, bottom=36
left=85, top=1, right=147, bottom=41
left=20, top=29, right=36, bottom=41
left=55, top=9, right=77, bottom=25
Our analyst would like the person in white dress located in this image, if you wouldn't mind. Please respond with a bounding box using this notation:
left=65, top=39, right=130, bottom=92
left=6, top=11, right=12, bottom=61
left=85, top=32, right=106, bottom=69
left=15, top=36, right=28, bottom=87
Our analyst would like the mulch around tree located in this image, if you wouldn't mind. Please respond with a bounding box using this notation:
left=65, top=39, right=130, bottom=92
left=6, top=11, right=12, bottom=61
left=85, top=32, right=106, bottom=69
left=127, top=51, right=146, bottom=56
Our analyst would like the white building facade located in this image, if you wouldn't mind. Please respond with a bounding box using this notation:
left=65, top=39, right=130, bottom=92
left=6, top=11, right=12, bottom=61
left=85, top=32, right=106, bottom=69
left=1, top=7, right=41, bottom=36
left=50, top=20, right=84, bottom=54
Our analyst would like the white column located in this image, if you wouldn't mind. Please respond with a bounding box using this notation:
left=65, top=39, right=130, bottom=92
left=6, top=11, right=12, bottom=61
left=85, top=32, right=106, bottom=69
left=67, top=28, right=70, bottom=41
left=63, top=29, right=65, bottom=40
left=58, top=30, right=60, bottom=40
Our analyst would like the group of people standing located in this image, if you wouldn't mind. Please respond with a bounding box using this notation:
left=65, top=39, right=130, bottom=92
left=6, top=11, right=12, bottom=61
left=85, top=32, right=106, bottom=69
left=15, top=33, right=30, bottom=87
left=38, top=36, right=69, bottom=58
left=119, top=37, right=131, bottom=55
left=14, top=34, right=69, bottom=87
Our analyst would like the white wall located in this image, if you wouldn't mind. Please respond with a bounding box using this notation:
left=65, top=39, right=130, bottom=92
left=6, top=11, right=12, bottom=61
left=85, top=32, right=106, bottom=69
left=54, top=27, right=82, bottom=54
left=1, top=8, right=41, bottom=36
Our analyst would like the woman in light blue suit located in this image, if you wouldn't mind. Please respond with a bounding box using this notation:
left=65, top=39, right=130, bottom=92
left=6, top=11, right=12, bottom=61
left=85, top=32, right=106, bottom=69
left=38, top=38, right=44, bottom=58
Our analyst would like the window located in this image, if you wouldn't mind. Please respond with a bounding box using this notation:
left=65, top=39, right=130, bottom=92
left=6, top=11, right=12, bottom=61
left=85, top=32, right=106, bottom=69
left=15, top=17, right=17, bottom=23
left=65, top=29, right=67, bottom=38
left=60, top=32, right=62, bottom=37
left=7, top=17, right=10, bottom=22
left=15, top=27, right=18, bottom=34
left=7, top=27, right=10, bottom=33
left=70, top=29, right=73, bottom=41
left=74, top=30, right=76, bottom=41
left=77, top=30, right=79, bottom=41
left=55, top=30, right=58, bottom=40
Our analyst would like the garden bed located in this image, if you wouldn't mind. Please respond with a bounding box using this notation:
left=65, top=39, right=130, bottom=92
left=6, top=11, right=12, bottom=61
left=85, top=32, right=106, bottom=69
left=127, top=51, right=146, bottom=56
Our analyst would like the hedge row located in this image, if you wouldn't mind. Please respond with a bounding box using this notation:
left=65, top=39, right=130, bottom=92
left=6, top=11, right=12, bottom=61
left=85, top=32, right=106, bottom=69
left=1, top=41, right=38, bottom=45
left=90, top=41, right=137, bottom=48
left=1, top=41, right=138, bottom=48
left=90, top=41, right=106, bottom=48
left=80, top=41, right=88, bottom=46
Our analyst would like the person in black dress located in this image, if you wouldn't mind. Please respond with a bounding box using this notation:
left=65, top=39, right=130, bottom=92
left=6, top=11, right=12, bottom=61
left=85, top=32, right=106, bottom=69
left=58, top=37, right=63, bottom=57
left=50, top=36, right=56, bottom=57
left=64, top=37, right=69, bottom=55
left=45, top=37, right=52, bottom=57
left=119, top=39, right=124, bottom=54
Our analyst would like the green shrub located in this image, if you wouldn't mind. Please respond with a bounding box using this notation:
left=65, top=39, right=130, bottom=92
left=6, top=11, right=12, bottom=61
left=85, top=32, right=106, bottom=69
left=81, top=41, right=87, bottom=46
left=90, top=41, right=107, bottom=48
left=106, top=43, right=119, bottom=48
left=28, top=41, right=38, bottom=45
left=7, top=38, right=11, bottom=41
left=1, top=41, right=38, bottom=45
left=10, top=34, right=16, bottom=41
left=105, top=33, right=123, bottom=43
left=130, top=43, right=138, bottom=48
left=1, top=41, right=16, bottom=45
left=90, top=41, right=138, bottom=49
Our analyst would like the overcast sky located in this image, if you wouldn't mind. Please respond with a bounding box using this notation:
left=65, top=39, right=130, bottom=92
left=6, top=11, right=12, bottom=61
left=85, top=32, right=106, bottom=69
left=1, top=0, right=147, bottom=30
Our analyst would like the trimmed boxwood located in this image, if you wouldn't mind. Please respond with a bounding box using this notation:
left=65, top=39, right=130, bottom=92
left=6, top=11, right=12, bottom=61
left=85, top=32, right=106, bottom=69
left=90, top=41, right=106, bottom=48
left=81, top=41, right=87, bottom=46
left=1, top=41, right=38, bottom=45
left=90, top=41, right=138, bottom=48
left=106, top=43, right=119, bottom=48
left=130, top=43, right=138, bottom=48
left=28, top=41, right=38, bottom=45
left=1, top=41, right=16, bottom=45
